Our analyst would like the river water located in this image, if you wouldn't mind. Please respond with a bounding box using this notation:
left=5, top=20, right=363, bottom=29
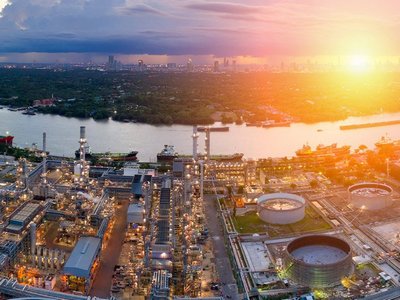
left=1, top=108, right=400, bottom=161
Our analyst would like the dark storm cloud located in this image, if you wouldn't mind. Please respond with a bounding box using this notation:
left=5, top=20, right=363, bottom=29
left=0, top=0, right=400, bottom=60
left=0, top=35, right=274, bottom=56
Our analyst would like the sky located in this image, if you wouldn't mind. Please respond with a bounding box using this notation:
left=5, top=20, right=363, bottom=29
left=1, top=0, right=400, bottom=64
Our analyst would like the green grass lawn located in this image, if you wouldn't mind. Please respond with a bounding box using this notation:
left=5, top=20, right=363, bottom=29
left=233, top=206, right=332, bottom=237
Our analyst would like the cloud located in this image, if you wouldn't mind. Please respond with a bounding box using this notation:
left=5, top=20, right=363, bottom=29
left=116, top=3, right=165, bottom=16
left=0, top=0, right=400, bottom=60
left=186, top=2, right=259, bottom=15
left=0, top=0, right=10, bottom=17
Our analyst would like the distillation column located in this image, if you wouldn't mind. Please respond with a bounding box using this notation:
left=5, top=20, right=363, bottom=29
left=41, top=132, right=47, bottom=185
left=204, top=128, right=210, bottom=161
left=192, top=126, right=199, bottom=160
left=74, top=126, right=89, bottom=185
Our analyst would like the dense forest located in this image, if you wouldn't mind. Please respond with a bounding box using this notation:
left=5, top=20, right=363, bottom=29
left=1, top=69, right=399, bottom=125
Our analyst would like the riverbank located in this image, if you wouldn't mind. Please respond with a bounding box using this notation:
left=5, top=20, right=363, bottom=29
left=340, top=120, right=400, bottom=130
left=3, top=69, right=400, bottom=126
left=1, top=108, right=400, bottom=161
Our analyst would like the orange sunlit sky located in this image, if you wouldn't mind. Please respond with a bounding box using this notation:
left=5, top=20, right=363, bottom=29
left=1, top=0, right=400, bottom=64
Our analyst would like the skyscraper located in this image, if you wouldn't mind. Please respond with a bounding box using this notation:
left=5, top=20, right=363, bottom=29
left=138, top=59, right=144, bottom=71
left=107, top=55, right=117, bottom=71
left=187, top=58, right=194, bottom=72
left=213, top=60, right=219, bottom=72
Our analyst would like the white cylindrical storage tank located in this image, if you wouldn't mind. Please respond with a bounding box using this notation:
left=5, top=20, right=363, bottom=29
left=257, top=193, right=305, bottom=224
left=285, top=234, right=353, bottom=288
left=348, top=182, right=393, bottom=211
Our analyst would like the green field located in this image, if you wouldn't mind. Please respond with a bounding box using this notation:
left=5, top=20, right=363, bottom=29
left=233, top=206, right=331, bottom=237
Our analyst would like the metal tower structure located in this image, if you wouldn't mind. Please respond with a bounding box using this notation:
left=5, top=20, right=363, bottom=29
left=16, top=158, right=28, bottom=190
left=40, top=132, right=47, bottom=185
left=192, top=126, right=199, bottom=160
left=74, top=126, right=89, bottom=185
left=204, top=127, right=210, bottom=161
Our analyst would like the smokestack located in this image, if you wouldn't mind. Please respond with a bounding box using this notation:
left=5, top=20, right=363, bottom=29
left=200, top=161, right=204, bottom=200
left=205, top=128, right=210, bottom=160
left=79, top=126, right=86, bottom=162
left=42, top=132, right=46, bottom=152
left=30, top=223, right=37, bottom=254
left=192, top=126, right=198, bottom=160
left=80, top=126, right=86, bottom=140
left=42, top=132, right=47, bottom=184
left=76, top=125, right=89, bottom=185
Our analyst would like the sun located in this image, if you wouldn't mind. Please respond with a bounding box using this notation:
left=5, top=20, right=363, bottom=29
left=347, top=55, right=372, bottom=72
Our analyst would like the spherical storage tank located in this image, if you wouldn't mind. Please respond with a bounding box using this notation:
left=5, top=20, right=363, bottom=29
left=284, top=234, right=353, bottom=288
left=257, top=193, right=305, bottom=225
left=348, top=182, right=393, bottom=210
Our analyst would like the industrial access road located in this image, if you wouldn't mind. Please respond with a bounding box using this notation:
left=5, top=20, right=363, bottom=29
left=204, top=194, right=239, bottom=300
left=90, top=200, right=129, bottom=298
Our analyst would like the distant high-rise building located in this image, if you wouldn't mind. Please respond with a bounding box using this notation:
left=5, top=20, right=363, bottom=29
left=223, top=57, right=229, bottom=67
left=232, top=60, right=237, bottom=72
left=167, top=63, right=177, bottom=69
left=138, top=59, right=144, bottom=71
left=107, top=55, right=117, bottom=71
left=187, top=58, right=194, bottom=72
left=213, top=60, right=219, bottom=72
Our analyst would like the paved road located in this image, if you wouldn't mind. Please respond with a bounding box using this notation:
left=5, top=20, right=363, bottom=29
left=90, top=200, right=128, bottom=298
left=204, top=195, right=239, bottom=300
left=362, top=287, right=400, bottom=300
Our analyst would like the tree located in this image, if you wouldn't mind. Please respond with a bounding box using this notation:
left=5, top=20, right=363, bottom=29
left=310, top=179, right=319, bottom=189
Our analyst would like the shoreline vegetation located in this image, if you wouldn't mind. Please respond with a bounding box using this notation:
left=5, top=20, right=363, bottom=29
left=1, top=69, right=400, bottom=126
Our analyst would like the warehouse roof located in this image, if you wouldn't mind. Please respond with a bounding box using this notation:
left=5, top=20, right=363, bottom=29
left=63, top=236, right=101, bottom=278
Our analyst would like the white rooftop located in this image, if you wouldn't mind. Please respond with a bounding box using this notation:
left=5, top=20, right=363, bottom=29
left=241, top=242, right=270, bottom=272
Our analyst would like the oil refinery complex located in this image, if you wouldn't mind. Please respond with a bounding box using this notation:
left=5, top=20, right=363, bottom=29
left=1, top=128, right=400, bottom=300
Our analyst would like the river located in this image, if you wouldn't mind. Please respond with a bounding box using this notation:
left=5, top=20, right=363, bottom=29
left=1, top=108, right=400, bottom=161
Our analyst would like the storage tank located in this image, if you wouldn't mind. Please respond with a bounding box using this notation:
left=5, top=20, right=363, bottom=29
left=285, top=234, right=353, bottom=287
left=257, top=193, right=305, bottom=224
left=348, top=182, right=392, bottom=210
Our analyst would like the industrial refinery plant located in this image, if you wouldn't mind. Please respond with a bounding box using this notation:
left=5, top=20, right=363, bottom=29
left=1, top=125, right=400, bottom=300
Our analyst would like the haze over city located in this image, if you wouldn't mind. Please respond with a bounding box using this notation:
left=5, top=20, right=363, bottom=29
left=1, top=0, right=400, bottom=65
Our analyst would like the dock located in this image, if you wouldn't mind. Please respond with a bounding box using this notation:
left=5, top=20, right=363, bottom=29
left=340, top=120, right=400, bottom=130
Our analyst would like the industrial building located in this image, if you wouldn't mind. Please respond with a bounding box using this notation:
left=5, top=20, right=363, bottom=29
left=348, top=182, right=393, bottom=210
left=127, top=203, right=145, bottom=225
left=150, top=270, right=170, bottom=299
left=284, top=234, right=353, bottom=287
left=151, top=186, right=173, bottom=270
left=63, top=236, right=102, bottom=293
left=257, top=193, right=305, bottom=224
left=5, top=202, right=44, bottom=234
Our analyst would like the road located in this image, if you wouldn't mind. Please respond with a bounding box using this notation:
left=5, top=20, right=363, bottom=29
left=90, top=200, right=128, bottom=298
left=204, top=195, right=239, bottom=300
left=362, top=287, right=400, bottom=300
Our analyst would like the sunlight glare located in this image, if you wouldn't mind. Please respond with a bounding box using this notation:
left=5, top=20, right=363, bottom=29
left=0, top=0, right=9, bottom=17
left=348, top=55, right=372, bottom=72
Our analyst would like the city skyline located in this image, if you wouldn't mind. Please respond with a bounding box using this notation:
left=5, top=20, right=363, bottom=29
left=1, top=0, right=400, bottom=64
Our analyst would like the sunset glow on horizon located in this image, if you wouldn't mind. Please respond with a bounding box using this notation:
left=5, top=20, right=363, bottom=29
left=0, top=0, right=399, bottom=64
